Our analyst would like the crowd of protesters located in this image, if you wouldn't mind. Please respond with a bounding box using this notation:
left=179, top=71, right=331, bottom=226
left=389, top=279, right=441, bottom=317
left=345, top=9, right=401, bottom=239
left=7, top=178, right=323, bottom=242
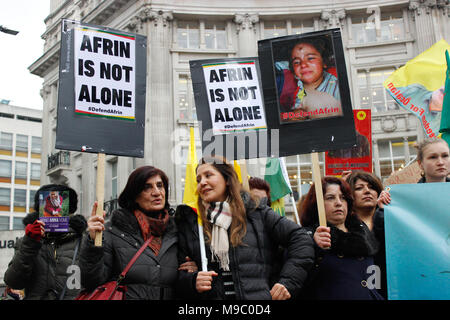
left=2, top=138, right=448, bottom=300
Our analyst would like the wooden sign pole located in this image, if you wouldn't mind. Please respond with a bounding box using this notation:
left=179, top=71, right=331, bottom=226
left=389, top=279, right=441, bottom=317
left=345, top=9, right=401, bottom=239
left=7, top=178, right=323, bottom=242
left=311, top=152, right=327, bottom=227
left=95, top=153, right=105, bottom=247
left=239, top=159, right=249, bottom=191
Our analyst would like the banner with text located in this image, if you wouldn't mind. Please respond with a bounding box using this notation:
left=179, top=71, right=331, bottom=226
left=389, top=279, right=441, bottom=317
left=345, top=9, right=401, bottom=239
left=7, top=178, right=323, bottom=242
left=202, top=60, right=267, bottom=135
left=383, top=40, right=450, bottom=138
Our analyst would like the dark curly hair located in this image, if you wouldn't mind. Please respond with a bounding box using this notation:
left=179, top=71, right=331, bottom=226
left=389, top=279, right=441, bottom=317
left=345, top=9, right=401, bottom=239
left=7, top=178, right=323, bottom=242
left=289, top=35, right=334, bottom=74
left=298, top=176, right=353, bottom=227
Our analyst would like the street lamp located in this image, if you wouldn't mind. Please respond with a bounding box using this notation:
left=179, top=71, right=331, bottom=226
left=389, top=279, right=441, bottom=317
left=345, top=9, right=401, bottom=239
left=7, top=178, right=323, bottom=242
left=0, top=25, right=19, bottom=35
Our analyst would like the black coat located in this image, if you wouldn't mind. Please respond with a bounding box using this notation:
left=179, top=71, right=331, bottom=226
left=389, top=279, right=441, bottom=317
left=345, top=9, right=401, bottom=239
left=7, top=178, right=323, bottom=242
left=4, top=212, right=87, bottom=300
left=79, top=208, right=179, bottom=300
left=299, top=214, right=383, bottom=300
left=175, top=192, right=315, bottom=300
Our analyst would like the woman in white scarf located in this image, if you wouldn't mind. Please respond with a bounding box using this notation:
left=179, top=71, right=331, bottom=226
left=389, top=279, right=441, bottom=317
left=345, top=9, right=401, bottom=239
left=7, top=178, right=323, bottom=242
left=189, top=156, right=314, bottom=300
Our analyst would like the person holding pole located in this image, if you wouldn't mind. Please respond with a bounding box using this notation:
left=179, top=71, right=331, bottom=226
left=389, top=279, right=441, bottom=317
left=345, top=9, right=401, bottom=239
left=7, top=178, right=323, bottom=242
left=80, top=166, right=197, bottom=300
left=4, top=184, right=85, bottom=300
left=175, top=156, right=314, bottom=300
left=297, top=176, right=383, bottom=300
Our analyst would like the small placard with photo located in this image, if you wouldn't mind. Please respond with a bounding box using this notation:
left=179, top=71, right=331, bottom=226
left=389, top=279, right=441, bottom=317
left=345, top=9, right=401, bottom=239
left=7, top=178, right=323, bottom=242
left=39, top=190, right=70, bottom=232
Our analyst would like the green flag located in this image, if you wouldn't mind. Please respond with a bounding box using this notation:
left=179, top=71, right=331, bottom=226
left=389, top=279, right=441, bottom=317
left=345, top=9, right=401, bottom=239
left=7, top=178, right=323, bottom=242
left=264, top=158, right=292, bottom=216
left=439, top=50, right=450, bottom=145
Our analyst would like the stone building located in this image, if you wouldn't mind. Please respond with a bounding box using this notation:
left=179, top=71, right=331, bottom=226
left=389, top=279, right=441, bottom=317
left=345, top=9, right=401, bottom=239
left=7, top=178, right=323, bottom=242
left=29, top=0, right=450, bottom=216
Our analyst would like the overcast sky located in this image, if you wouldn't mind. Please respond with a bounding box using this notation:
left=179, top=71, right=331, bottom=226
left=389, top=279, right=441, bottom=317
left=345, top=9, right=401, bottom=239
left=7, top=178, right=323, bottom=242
left=0, top=0, right=50, bottom=110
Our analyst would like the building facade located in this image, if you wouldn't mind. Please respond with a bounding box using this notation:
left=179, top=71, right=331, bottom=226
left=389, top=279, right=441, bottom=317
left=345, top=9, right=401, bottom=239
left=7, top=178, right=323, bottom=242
left=0, top=102, right=42, bottom=230
left=29, top=0, right=450, bottom=217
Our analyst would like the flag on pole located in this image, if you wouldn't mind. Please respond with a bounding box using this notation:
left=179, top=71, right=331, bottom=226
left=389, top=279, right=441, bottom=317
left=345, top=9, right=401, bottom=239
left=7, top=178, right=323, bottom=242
left=439, top=50, right=450, bottom=146
left=182, top=127, right=199, bottom=212
left=264, top=157, right=292, bottom=216
left=233, top=160, right=243, bottom=183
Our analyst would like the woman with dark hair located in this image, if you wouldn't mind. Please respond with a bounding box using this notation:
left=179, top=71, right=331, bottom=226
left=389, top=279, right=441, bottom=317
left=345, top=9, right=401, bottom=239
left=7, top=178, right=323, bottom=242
left=175, top=156, right=314, bottom=300
left=345, top=170, right=386, bottom=298
left=4, top=184, right=86, bottom=300
left=298, top=176, right=383, bottom=300
left=80, top=166, right=196, bottom=300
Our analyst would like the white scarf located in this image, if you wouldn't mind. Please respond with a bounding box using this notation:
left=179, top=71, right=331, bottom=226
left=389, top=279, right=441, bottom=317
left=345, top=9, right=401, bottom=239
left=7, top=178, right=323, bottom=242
left=205, top=201, right=232, bottom=271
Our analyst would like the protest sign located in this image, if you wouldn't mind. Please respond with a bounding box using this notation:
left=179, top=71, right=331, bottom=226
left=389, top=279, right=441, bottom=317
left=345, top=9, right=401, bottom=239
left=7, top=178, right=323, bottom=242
left=383, top=39, right=450, bottom=139
left=384, top=183, right=450, bottom=300
left=325, top=109, right=372, bottom=175
left=190, top=57, right=269, bottom=160
left=56, top=19, right=146, bottom=157
left=258, top=28, right=356, bottom=157
left=39, top=190, right=70, bottom=232
left=383, top=160, right=421, bottom=187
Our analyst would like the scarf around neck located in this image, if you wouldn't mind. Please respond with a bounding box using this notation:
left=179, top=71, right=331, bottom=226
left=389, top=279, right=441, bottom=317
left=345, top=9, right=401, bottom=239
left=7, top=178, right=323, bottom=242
left=133, top=209, right=169, bottom=256
left=205, top=201, right=233, bottom=271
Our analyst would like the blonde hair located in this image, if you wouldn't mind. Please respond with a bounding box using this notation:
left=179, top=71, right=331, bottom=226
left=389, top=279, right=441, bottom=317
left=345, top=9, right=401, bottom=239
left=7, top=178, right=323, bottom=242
left=416, top=138, right=449, bottom=162
left=196, top=156, right=247, bottom=247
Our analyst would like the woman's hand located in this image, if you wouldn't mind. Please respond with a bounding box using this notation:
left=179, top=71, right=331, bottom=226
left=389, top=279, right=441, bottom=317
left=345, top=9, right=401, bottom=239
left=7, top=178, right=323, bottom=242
left=195, top=271, right=218, bottom=293
left=377, top=190, right=391, bottom=209
left=313, top=226, right=331, bottom=249
left=87, top=201, right=105, bottom=241
left=178, top=256, right=198, bottom=273
left=270, top=283, right=291, bottom=300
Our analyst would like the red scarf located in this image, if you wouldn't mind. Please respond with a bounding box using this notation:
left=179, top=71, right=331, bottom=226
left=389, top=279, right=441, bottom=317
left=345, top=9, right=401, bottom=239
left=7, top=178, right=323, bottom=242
left=133, top=209, right=169, bottom=256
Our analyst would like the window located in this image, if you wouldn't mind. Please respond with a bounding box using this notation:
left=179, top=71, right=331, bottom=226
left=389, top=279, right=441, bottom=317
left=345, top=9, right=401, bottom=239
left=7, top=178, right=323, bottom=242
left=29, top=189, right=37, bottom=210
left=352, top=12, right=404, bottom=44
left=177, top=21, right=200, bottom=49
left=0, top=132, right=13, bottom=150
left=205, top=22, right=227, bottom=49
left=0, top=216, right=9, bottom=230
left=0, top=188, right=11, bottom=206
left=264, top=21, right=287, bottom=39
left=111, top=160, right=118, bottom=199
left=13, top=217, right=24, bottom=230
left=357, top=68, right=400, bottom=112
left=14, top=189, right=26, bottom=207
left=31, top=163, right=40, bottom=180
left=31, top=136, right=42, bottom=154
left=0, top=160, right=12, bottom=178
left=291, top=20, right=314, bottom=35
left=178, top=75, right=196, bottom=121
left=378, top=139, right=412, bottom=180
left=16, top=134, right=28, bottom=153
left=15, top=161, right=27, bottom=179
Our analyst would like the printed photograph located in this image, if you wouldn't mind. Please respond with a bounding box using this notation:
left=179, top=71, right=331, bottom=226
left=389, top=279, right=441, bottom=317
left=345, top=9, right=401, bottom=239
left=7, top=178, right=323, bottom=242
left=272, top=33, right=343, bottom=124
left=39, top=190, right=70, bottom=217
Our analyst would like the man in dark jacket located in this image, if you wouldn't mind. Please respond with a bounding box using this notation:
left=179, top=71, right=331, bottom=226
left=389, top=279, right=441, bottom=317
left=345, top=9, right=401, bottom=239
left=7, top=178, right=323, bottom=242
left=4, top=184, right=86, bottom=300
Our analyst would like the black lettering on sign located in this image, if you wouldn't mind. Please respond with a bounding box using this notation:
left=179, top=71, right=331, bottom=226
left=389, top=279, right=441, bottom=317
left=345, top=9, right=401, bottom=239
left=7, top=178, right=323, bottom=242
left=79, top=35, right=130, bottom=58
left=78, top=85, right=133, bottom=107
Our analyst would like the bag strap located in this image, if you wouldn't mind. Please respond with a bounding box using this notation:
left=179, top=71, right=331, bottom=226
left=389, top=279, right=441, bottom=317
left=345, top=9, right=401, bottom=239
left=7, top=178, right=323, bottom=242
left=59, top=236, right=82, bottom=300
left=117, top=235, right=154, bottom=282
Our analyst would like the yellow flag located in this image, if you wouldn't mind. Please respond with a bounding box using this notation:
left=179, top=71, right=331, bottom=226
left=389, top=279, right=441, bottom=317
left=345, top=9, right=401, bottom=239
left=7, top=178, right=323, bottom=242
left=183, top=127, right=199, bottom=213
left=233, top=160, right=243, bottom=183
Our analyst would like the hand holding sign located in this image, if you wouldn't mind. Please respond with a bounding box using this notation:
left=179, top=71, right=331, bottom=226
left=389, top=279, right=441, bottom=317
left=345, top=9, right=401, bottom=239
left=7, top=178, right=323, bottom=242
left=88, top=201, right=105, bottom=242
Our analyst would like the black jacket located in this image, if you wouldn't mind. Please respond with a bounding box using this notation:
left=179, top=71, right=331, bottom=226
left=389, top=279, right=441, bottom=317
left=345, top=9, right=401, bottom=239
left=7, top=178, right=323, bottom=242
left=79, top=208, right=179, bottom=300
left=4, top=212, right=87, bottom=300
left=175, top=192, right=315, bottom=300
left=299, top=214, right=383, bottom=300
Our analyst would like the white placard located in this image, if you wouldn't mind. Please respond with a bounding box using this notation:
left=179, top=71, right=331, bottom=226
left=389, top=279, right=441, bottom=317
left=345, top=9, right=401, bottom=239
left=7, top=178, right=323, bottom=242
left=74, top=26, right=136, bottom=121
left=202, top=60, right=267, bottom=135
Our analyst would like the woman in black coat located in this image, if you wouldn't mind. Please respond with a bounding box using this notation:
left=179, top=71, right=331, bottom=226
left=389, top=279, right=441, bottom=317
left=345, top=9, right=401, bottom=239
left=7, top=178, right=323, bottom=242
left=298, top=176, right=383, bottom=300
left=80, top=166, right=196, bottom=300
left=175, top=156, right=315, bottom=300
left=4, top=184, right=86, bottom=300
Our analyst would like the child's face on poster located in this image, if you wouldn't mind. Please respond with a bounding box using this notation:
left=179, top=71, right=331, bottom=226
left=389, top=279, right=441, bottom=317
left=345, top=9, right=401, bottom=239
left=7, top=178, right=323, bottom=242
left=50, top=191, right=59, bottom=200
left=291, top=43, right=325, bottom=87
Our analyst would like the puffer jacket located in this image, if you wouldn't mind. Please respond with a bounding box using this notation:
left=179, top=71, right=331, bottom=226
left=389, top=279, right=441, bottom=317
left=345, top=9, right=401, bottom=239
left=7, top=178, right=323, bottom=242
left=79, top=208, right=178, bottom=300
left=4, top=212, right=87, bottom=300
left=175, top=192, right=315, bottom=300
